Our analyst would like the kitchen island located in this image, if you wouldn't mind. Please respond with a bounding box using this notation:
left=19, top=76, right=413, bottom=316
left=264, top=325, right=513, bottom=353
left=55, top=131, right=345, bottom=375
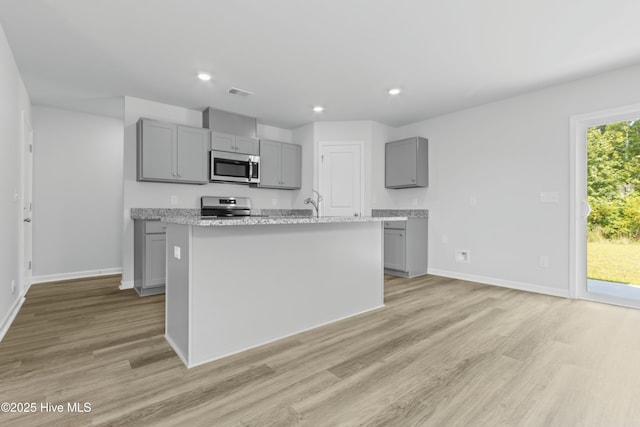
left=160, top=215, right=405, bottom=368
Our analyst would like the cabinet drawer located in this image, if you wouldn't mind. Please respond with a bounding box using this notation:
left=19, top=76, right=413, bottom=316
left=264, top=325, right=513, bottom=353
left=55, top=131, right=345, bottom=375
left=384, top=221, right=406, bottom=230
left=145, top=220, right=166, bottom=234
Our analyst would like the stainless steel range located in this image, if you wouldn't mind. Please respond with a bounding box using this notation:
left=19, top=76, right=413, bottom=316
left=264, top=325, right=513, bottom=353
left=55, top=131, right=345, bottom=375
left=201, top=196, right=251, bottom=217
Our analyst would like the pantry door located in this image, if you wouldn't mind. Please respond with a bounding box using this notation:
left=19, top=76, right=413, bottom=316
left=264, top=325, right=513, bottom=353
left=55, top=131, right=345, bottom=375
left=319, top=142, right=364, bottom=217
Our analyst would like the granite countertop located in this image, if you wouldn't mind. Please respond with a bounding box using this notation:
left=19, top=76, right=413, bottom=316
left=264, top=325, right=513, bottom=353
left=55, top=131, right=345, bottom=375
left=160, top=215, right=408, bottom=227
left=371, top=209, right=428, bottom=218
left=131, top=208, right=313, bottom=221
left=130, top=208, right=415, bottom=226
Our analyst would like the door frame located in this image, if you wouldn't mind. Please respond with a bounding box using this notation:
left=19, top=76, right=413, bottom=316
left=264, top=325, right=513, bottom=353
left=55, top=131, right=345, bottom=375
left=570, top=103, right=640, bottom=308
left=318, top=141, right=365, bottom=217
left=19, top=110, right=33, bottom=295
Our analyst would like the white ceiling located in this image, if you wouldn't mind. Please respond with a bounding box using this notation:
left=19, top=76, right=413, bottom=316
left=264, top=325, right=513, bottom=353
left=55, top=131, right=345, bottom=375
left=2, top=0, right=640, bottom=128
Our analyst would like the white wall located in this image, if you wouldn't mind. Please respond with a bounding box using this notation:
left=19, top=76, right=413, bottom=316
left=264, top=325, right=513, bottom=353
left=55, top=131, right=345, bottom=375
left=373, top=63, right=640, bottom=297
left=31, top=106, right=124, bottom=282
left=291, top=123, right=315, bottom=208
left=0, top=22, right=31, bottom=340
left=121, top=97, right=296, bottom=287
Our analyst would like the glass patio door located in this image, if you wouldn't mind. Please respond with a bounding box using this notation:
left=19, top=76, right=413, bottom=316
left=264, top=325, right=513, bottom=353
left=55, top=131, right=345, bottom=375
left=585, top=119, right=640, bottom=302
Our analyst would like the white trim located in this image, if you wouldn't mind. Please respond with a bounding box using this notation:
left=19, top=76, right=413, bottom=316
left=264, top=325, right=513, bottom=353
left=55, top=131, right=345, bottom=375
left=19, top=110, right=33, bottom=297
left=428, top=268, right=571, bottom=299
left=31, top=268, right=122, bottom=284
left=119, top=280, right=134, bottom=290
left=570, top=103, right=640, bottom=304
left=0, top=296, right=25, bottom=343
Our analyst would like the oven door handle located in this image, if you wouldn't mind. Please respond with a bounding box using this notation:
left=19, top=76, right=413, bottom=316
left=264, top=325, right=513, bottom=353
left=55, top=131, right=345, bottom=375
left=248, top=162, right=254, bottom=182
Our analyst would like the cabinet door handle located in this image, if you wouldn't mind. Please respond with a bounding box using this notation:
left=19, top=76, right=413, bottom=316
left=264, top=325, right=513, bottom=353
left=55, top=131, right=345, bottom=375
left=177, top=173, right=182, bottom=178
left=411, top=178, right=416, bottom=183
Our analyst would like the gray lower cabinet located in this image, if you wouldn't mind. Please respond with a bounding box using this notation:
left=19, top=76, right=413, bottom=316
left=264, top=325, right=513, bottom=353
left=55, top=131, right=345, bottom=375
left=134, top=220, right=166, bottom=296
left=258, top=139, right=301, bottom=189
left=211, top=131, right=259, bottom=155
left=137, top=119, right=209, bottom=184
left=383, top=218, right=428, bottom=277
left=385, top=137, right=429, bottom=188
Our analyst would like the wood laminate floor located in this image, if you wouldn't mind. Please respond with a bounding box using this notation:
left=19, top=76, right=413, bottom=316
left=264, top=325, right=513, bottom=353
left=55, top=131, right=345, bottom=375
left=1, top=274, right=640, bottom=426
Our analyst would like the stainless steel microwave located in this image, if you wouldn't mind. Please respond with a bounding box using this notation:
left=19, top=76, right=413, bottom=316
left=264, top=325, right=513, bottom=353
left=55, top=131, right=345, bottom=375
left=210, top=150, right=260, bottom=184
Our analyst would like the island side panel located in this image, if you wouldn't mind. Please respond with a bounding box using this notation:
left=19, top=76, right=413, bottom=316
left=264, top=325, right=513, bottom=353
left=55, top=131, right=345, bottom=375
left=189, top=221, right=384, bottom=366
left=165, top=223, right=191, bottom=365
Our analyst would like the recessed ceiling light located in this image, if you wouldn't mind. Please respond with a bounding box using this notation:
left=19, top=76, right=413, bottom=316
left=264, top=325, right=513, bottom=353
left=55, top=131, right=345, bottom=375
left=313, top=106, right=324, bottom=113
left=388, top=88, right=401, bottom=95
left=197, top=73, right=212, bottom=81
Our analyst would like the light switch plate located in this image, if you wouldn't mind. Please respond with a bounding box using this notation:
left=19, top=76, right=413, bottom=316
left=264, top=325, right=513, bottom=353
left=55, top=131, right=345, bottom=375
left=173, top=246, right=181, bottom=260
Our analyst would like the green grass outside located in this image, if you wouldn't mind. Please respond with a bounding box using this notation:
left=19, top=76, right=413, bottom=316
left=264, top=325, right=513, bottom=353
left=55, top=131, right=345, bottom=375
left=587, top=239, right=640, bottom=286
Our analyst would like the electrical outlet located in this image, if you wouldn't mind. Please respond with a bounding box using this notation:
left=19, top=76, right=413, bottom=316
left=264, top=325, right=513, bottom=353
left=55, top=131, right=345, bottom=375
left=10, top=280, right=15, bottom=294
left=272, top=198, right=278, bottom=206
left=412, top=198, right=418, bottom=207
left=469, top=196, right=477, bottom=207
left=442, top=234, right=448, bottom=244
left=170, top=195, right=178, bottom=205
left=173, top=246, right=181, bottom=260
left=455, top=249, right=471, bottom=263
left=539, top=255, right=549, bottom=268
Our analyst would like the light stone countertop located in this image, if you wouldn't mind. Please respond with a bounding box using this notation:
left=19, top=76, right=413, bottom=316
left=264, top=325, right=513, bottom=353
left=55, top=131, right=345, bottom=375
left=160, top=215, right=408, bottom=227
left=371, top=209, right=428, bottom=218
left=130, top=208, right=417, bottom=226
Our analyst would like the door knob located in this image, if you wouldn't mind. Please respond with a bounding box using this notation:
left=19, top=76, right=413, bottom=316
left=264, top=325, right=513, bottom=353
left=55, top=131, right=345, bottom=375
left=24, top=218, right=31, bottom=223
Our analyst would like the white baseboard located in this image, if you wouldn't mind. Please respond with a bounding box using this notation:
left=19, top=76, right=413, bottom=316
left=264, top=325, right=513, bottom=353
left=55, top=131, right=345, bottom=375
left=119, top=280, right=134, bottom=290
left=31, top=268, right=122, bottom=284
left=0, top=295, right=25, bottom=343
left=428, top=268, right=571, bottom=299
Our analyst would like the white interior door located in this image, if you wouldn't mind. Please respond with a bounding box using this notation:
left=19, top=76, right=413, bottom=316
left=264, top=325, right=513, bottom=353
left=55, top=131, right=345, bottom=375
left=319, top=142, right=363, bottom=217
left=22, top=112, right=33, bottom=293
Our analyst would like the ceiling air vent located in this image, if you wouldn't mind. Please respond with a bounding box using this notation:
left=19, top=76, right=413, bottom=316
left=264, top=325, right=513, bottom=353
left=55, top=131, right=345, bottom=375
left=228, top=87, right=254, bottom=97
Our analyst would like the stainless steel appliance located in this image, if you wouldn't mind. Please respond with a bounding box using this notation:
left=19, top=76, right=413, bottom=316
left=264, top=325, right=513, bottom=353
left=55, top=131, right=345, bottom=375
left=201, top=196, right=251, bottom=217
left=210, top=150, right=260, bottom=184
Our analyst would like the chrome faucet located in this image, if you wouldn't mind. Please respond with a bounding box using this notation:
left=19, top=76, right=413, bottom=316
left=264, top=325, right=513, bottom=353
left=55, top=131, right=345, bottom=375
left=304, top=190, right=323, bottom=218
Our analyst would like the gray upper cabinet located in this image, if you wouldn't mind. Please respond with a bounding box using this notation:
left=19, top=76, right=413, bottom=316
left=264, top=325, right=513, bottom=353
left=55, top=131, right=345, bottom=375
left=234, top=136, right=260, bottom=155
left=139, top=120, right=175, bottom=181
left=385, top=136, right=429, bottom=188
left=258, top=139, right=301, bottom=189
left=176, top=126, right=209, bottom=183
left=137, top=119, right=209, bottom=184
left=211, top=131, right=259, bottom=155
